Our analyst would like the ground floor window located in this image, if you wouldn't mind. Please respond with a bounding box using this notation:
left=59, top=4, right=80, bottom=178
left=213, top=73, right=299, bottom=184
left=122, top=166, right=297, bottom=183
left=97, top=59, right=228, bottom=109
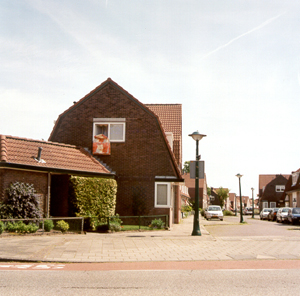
left=262, top=201, right=268, bottom=209
left=270, top=202, right=276, bottom=208
left=155, top=182, right=171, bottom=207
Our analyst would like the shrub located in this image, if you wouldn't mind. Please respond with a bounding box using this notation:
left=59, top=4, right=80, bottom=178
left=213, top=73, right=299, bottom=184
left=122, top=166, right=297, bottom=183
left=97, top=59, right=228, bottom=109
left=0, top=221, right=4, bottom=234
left=109, top=222, right=121, bottom=232
left=5, top=221, right=38, bottom=233
left=44, top=220, right=54, bottom=232
left=182, top=205, right=192, bottom=213
left=150, top=218, right=165, bottom=229
left=56, top=220, right=69, bottom=233
left=200, top=208, right=205, bottom=217
left=69, top=176, right=117, bottom=230
left=223, top=210, right=235, bottom=216
left=5, top=182, right=41, bottom=219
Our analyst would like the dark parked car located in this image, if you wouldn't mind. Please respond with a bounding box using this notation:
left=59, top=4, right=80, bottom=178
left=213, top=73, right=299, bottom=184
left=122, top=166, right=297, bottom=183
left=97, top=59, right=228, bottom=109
left=287, top=208, right=300, bottom=225
left=267, top=208, right=279, bottom=221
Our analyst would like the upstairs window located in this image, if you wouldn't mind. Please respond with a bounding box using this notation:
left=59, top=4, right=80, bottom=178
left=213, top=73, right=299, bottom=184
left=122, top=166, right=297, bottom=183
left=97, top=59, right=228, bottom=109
left=292, top=173, right=299, bottom=186
left=93, top=118, right=126, bottom=142
left=276, top=185, right=285, bottom=192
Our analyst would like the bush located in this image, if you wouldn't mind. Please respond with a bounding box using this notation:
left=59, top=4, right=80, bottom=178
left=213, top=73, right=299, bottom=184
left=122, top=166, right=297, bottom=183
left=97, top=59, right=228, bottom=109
left=182, top=205, right=192, bottom=213
left=44, top=220, right=54, bottom=232
left=56, top=220, right=69, bottom=233
left=69, top=176, right=117, bottom=230
left=223, top=210, right=235, bottom=216
left=4, top=182, right=41, bottom=219
left=5, top=221, right=38, bottom=234
left=150, top=218, right=165, bottom=229
left=200, top=208, right=205, bottom=217
left=109, top=222, right=122, bottom=232
left=0, top=221, right=4, bottom=234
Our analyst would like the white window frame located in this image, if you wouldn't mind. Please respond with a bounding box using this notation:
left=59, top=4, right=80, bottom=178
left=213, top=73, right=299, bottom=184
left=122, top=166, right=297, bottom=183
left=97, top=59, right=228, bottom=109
left=93, top=118, right=126, bottom=142
left=270, top=202, right=276, bottom=208
left=262, top=201, right=268, bottom=209
left=276, top=185, right=285, bottom=192
left=155, top=182, right=171, bottom=208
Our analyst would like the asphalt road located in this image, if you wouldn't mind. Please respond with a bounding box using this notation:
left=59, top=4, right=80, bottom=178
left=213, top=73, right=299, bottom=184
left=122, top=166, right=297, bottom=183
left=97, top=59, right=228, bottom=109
left=203, top=214, right=300, bottom=237
left=0, top=269, right=299, bottom=296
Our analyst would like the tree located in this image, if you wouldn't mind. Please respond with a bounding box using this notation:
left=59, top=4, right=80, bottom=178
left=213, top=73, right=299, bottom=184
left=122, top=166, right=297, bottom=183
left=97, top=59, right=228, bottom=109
left=216, top=187, right=229, bottom=209
left=182, top=161, right=190, bottom=173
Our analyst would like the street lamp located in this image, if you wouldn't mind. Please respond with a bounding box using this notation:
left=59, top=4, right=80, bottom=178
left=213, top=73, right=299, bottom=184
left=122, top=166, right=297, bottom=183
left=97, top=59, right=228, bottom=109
left=251, top=187, right=254, bottom=219
left=189, top=130, right=206, bottom=236
left=236, top=173, right=243, bottom=223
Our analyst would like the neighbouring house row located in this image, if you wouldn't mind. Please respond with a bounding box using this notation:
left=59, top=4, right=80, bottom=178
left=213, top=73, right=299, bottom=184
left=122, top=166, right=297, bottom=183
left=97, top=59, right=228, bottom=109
left=258, top=169, right=300, bottom=210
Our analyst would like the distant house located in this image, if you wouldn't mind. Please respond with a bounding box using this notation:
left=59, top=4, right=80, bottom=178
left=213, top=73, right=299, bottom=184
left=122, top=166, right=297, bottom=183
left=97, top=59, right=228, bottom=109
left=229, top=193, right=237, bottom=211
left=258, top=174, right=290, bottom=209
left=0, top=135, right=114, bottom=217
left=182, top=173, right=208, bottom=209
left=49, top=78, right=183, bottom=226
left=284, top=168, right=300, bottom=207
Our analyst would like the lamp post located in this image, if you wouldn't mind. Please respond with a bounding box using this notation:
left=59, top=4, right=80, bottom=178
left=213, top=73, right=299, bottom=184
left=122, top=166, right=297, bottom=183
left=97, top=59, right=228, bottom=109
left=236, top=173, right=243, bottom=223
left=235, top=194, right=237, bottom=216
left=189, top=131, right=206, bottom=236
left=251, top=187, right=254, bottom=219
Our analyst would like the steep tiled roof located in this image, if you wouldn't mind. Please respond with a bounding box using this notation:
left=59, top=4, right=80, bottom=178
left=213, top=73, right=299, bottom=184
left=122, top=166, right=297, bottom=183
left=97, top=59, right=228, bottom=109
left=145, top=104, right=182, bottom=141
left=0, top=135, right=114, bottom=177
left=259, top=174, right=290, bottom=191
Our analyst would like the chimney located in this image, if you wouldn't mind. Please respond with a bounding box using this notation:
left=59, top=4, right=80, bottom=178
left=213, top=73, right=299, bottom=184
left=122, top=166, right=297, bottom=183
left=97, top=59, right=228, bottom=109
left=37, top=147, right=42, bottom=162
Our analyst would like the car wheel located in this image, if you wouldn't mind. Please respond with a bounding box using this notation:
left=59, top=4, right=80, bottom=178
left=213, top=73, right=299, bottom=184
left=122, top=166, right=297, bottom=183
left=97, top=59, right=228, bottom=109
left=220, top=219, right=223, bottom=221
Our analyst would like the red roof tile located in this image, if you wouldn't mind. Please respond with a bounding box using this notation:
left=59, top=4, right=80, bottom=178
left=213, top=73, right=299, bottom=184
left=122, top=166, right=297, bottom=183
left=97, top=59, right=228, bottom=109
left=0, top=135, right=113, bottom=176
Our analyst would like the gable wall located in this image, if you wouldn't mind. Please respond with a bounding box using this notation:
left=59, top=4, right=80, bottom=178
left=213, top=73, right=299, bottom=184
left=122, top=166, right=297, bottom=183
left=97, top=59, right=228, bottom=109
left=49, top=83, right=178, bottom=216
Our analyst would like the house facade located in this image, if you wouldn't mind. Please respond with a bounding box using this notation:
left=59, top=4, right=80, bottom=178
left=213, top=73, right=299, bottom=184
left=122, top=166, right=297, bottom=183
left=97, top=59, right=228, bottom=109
left=284, top=168, right=300, bottom=207
left=49, top=78, right=183, bottom=226
left=258, top=174, right=290, bottom=210
left=0, top=135, right=114, bottom=217
left=182, top=173, right=208, bottom=209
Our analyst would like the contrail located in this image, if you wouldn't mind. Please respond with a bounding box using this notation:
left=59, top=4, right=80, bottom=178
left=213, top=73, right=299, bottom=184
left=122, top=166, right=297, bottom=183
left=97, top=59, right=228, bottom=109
left=201, top=12, right=286, bottom=60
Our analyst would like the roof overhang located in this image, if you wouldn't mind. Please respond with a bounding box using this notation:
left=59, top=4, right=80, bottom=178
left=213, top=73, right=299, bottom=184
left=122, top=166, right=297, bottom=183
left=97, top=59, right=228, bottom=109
left=155, top=176, right=184, bottom=183
left=0, top=162, right=116, bottom=179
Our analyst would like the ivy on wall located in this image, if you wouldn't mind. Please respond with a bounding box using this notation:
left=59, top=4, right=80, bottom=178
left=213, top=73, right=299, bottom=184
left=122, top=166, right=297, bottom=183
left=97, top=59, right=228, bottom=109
left=69, top=176, right=117, bottom=227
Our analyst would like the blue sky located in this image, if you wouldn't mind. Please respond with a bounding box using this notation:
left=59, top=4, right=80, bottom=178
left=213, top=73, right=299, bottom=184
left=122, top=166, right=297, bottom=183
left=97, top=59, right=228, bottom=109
left=1, top=0, right=299, bottom=197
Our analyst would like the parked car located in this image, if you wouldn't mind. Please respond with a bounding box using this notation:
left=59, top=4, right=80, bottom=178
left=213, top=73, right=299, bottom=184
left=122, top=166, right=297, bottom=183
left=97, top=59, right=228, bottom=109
left=204, top=206, right=223, bottom=221
left=287, top=207, right=300, bottom=225
left=243, top=207, right=253, bottom=215
left=267, top=208, right=279, bottom=221
left=276, top=207, right=291, bottom=223
left=260, top=208, right=272, bottom=220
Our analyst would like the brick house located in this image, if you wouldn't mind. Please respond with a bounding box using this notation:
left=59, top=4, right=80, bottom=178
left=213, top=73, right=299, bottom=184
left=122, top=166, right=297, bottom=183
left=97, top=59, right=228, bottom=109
left=284, top=168, right=300, bottom=207
left=182, top=173, right=208, bottom=209
left=258, top=174, right=290, bottom=210
left=0, top=135, right=114, bottom=217
left=49, top=78, right=183, bottom=226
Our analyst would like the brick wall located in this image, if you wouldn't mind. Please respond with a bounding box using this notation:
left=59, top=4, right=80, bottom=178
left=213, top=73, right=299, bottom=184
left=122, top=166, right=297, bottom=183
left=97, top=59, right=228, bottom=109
left=0, top=168, right=48, bottom=215
left=50, top=82, right=178, bottom=217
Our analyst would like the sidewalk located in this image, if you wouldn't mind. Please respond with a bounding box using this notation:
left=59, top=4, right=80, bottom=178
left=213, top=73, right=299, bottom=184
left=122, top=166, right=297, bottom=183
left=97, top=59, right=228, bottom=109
left=0, top=215, right=300, bottom=263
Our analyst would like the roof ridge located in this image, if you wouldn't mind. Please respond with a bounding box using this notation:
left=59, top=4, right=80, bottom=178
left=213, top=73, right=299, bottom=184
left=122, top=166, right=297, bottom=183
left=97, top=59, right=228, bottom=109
left=0, top=135, right=8, bottom=162
left=5, top=135, right=80, bottom=149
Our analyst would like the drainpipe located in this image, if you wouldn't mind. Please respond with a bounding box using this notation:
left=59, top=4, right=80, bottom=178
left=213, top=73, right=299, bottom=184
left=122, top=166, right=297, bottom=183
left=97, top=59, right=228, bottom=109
left=47, top=172, right=51, bottom=218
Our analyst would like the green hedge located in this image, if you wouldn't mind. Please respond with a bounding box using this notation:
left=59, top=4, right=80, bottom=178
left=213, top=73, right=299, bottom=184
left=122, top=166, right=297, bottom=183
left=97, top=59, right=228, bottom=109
left=69, top=176, right=117, bottom=230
